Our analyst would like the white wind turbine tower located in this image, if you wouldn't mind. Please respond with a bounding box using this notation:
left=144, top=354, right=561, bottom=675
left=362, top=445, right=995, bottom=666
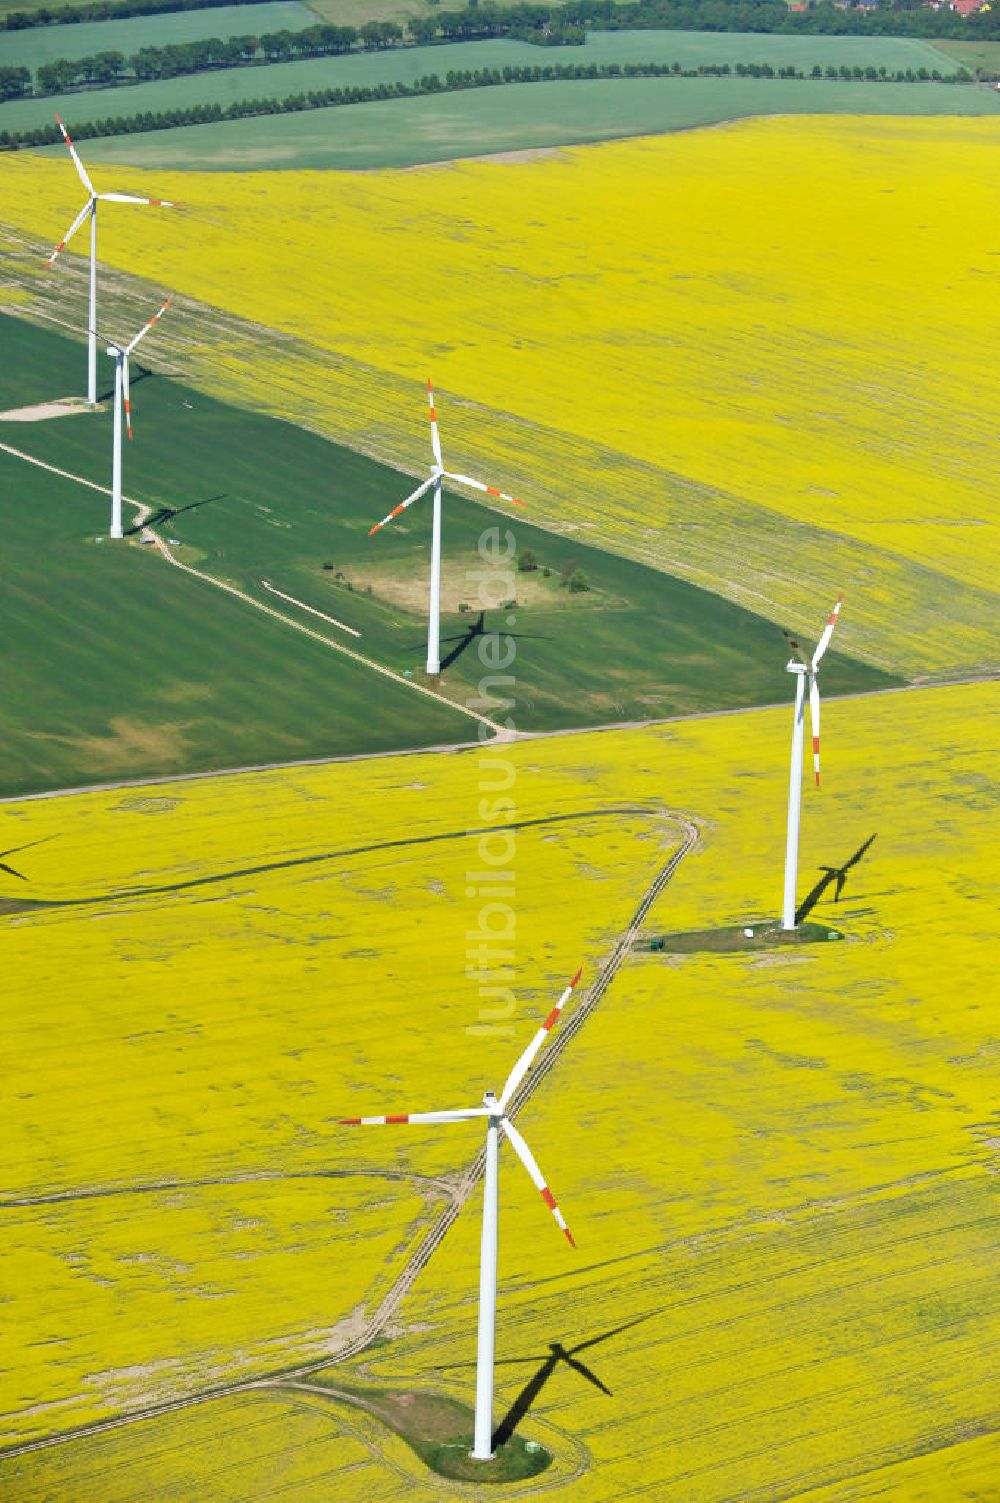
left=104, top=296, right=173, bottom=539
left=368, top=379, right=524, bottom=676
left=780, top=594, right=844, bottom=930
left=45, top=115, right=179, bottom=409
left=340, top=966, right=583, bottom=1462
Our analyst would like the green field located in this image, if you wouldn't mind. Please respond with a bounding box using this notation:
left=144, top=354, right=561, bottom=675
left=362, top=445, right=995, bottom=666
left=0, top=444, right=475, bottom=794
left=0, top=1, right=315, bottom=69
left=933, top=38, right=1000, bottom=73
left=36, top=71, right=1000, bottom=172
left=0, top=313, right=895, bottom=793
left=2, top=28, right=964, bottom=134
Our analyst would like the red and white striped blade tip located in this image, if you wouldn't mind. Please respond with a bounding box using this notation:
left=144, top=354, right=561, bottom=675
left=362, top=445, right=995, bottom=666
left=338, top=1114, right=407, bottom=1125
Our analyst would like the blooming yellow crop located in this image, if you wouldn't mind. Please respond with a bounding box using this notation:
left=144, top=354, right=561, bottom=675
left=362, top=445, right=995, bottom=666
left=2, top=115, right=997, bottom=676
left=4, top=680, right=997, bottom=1500
left=2, top=776, right=678, bottom=1444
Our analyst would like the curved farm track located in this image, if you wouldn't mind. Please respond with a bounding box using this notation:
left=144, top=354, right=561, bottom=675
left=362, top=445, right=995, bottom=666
left=0, top=809, right=699, bottom=1463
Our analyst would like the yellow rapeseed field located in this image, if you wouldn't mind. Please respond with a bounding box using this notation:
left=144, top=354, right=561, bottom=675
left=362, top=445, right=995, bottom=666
left=2, top=775, right=677, bottom=1444
left=1, top=115, right=998, bottom=677
left=4, top=679, right=997, bottom=1500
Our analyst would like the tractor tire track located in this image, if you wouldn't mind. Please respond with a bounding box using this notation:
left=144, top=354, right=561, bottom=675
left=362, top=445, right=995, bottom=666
left=0, top=1166, right=460, bottom=1213
left=0, top=809, right=698, bottom=1461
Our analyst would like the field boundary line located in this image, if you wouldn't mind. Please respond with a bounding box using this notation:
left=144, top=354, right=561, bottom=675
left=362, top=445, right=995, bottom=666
left=0, top=439, right=506, bottom=739
left=1, top=672, right=994, bottom=806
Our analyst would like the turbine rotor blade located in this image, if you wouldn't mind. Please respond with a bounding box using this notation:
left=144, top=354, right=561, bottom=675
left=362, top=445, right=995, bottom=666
left=55, top=115, right=94, bottom=195
left=125, top=294, right=173, bottom=356
left=368, top=474, right=436, bottom=536
left=338, top=1107, right=488, bottom=1126
left=45, top=199, right=93, bottom=267
left=501, top=1118, right=575, bottom=1247
left=811, top=593, right=844, bottom=669
left=809, top=673, right=822, bottom=786
left=427, top=378, right=443, bottom=469
left=498, top=966, right=583, bottom=1111
left=122, top=355, right=132, bottom=439
left=443, top=471, right=525, bottom=508
left=98, top=193, right=179, bottom=206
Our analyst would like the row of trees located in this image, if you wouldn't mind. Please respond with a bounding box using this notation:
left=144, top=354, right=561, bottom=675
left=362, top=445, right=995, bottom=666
left=19, top=5, right=986, bottom=99
left=1, top=0, right=274, bottom=32
left=0, top=56, right=975, bottom=152
left=34, top=23, right=364, bottom=93
left=435, top=0, right=999, bottom=39
left=5, top=0, right=1000, bottom=40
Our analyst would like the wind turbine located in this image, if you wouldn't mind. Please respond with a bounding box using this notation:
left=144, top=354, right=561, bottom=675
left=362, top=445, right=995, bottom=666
left=339, top=966, right=582, bottom=1462
left=367, top=380, right=524, bottom=676
left=104, top=297, right=173, bottom=539
left=780, top=594, right=843, bottom=930
left=45, top=115, right=179, bottom=409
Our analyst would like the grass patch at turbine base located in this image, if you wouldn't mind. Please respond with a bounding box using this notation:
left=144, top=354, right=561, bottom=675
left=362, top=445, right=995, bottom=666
left=287, top=1381, right=553, bottom=1483
left=646, top=920, right=844, bottom=954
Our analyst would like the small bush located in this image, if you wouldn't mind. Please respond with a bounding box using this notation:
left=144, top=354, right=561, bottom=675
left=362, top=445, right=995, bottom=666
left=567, top=569, right=590, bottom=594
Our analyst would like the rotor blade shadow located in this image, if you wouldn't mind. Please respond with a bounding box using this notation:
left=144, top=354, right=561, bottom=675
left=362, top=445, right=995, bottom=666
left=490, top=1311, right=660, bottom=1450
left=124, top=492, right=226, bottom=538
left=796, top=833, right=878, bottom=924
left=95, top=364, right=157, bottom=407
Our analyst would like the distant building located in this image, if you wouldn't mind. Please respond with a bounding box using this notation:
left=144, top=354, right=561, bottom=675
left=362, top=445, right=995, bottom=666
left=952, top=0, right=988, bottom=12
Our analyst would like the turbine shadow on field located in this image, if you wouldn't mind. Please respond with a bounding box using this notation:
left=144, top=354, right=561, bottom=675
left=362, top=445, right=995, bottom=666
left=796, top=833, right=878, bottom=924
left=0, top=834, right=55, bottom=882
left=95, top=363, right=157, bottom=407
left=433, top=1311, right=657, bottom=1450
left=126, top=493, right=227, bottom=537
left=413, top=611, right=550, bottom=672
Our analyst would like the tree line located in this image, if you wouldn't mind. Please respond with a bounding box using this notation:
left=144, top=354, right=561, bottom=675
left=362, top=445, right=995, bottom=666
left=32, top=23, right=361, bottom=94
left=1, top=0, right=273, bottom=32
left=7, top=0, right=995, bottom=102
left=0, top=57, right=976, bottom=150
left=4, top=0, right=999, bottom=42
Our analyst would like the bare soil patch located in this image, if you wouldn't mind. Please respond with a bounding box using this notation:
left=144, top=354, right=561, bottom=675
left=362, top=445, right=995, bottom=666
left=0, top=396, right=93, bottom=422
